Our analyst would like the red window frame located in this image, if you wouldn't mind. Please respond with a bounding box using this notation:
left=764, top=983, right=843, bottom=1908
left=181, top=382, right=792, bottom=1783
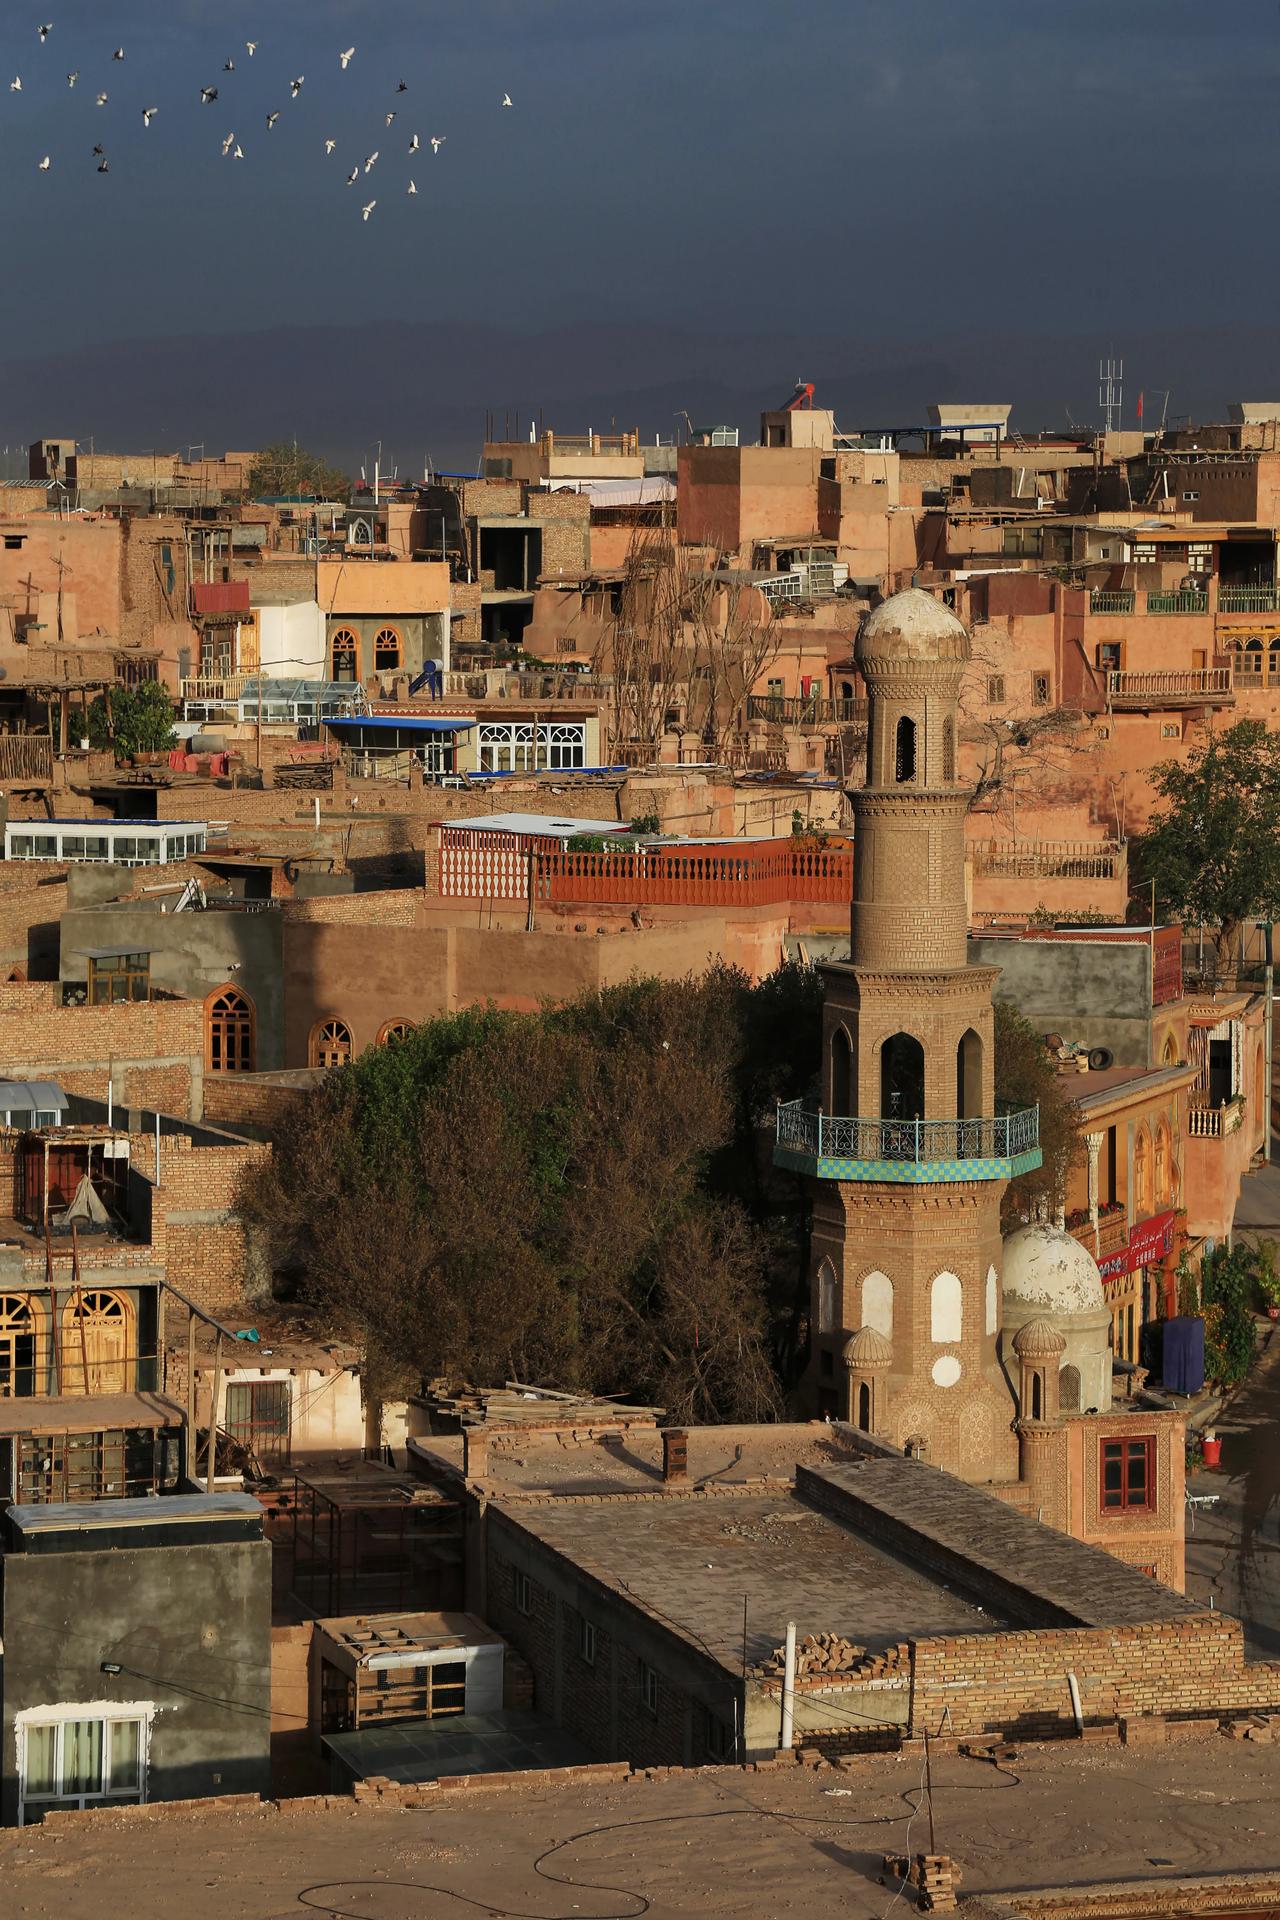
left=1101, top=1436, right=1155, bottom=1512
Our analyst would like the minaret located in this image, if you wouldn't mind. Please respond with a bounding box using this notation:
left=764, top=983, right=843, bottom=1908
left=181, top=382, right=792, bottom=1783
left=776, top=589, right=1041, bottom=1482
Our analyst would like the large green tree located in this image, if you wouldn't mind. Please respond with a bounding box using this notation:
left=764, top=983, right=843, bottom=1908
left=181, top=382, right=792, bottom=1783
left=86, top=681, right=177, bottom=758
left=246, top=441, right=349, bottom=500
left=239, top=965, right=822, bottom=1424
left=1135, top=720, right=1280, bottom=966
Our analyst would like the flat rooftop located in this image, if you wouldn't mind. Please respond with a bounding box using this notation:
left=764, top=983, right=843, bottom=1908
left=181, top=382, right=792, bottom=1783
left=323, top=1707, right=589, bottom=1786
left=500, top=1488, right=1006, bottom=1673
left=409, top=1419, right=860, bottom=1496
left=6, top=1738, right=1279, bottom=1920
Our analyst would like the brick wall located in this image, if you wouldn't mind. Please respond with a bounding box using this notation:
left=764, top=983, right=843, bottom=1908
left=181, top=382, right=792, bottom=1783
left=0, top=990, right=204, bottom=1118
left=200, top=1070, right=322, bottom=1136
left=909, top=1615, right=1280, bottom=1739
left=134, top=1128, right=271, bottom=1315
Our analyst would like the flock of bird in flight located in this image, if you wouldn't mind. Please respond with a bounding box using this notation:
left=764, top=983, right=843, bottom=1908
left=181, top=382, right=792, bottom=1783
left=11, top=24, right=514, bottom=219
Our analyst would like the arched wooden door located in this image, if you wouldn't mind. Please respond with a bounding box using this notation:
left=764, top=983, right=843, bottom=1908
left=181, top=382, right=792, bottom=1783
left=63, top=1290, right=133, bottom=1394
left=0, top=1293, right=45, bottom=1398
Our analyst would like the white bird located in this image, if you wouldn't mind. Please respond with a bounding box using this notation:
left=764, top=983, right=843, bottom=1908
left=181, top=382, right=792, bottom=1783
left=361, top=199, right=376, bottom=221
left=112, top=48, right=124, bottom=62
left=385, top=110, right=396, bottom=126
left=233, top=144, right=243, bottom=159
left=290, top=77, right=304, bottom=98
left=266, top=110, right=279, bottom=129
left=430, top=135, right=445, bottom=154
left=339, top=48, right=355, bottom=70
left=346, top=166, right=358, bottom=184
left=37, top=24, right=52, bottom=43
left=324, top=138, right=336, bottom=154
left=37, top=155, right=50, bottom=171
left=142, top=106, right=157, bottom=126
left=407, top=179, right=417, bottom=195
left=502, top=92, right=513, bottom=107
left=364, top=150, right=378, bottom=172
left=222, top=130, right=235, bottom=156
left=200, top=86, right=218, bottom=105
left=95, top=91, right=107, bottom=106
left=67, top=72, right=79, bottom=88
left=408, top=134, right=420, bottom=154
left=9, top=77, right=21, bottom=93
left=245, top=41, right=257, bottom=57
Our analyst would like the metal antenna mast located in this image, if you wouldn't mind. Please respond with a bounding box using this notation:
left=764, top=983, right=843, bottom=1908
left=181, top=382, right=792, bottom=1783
left=1099, top=353, right=1124, bottom=434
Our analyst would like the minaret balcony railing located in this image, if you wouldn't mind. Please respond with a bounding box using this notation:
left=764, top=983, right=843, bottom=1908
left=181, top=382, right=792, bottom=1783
left=774, top=1100, right=1042, bottom=1183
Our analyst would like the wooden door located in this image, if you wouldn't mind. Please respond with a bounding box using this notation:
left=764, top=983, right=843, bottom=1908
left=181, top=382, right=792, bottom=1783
left=63, top=1291, right=132, bottom=1394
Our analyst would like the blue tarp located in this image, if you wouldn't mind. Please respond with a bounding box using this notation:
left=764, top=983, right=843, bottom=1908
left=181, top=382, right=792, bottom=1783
left=1160, top=1314, right=1206, bottom=1395
left=324, top=715, right=475, bottom=733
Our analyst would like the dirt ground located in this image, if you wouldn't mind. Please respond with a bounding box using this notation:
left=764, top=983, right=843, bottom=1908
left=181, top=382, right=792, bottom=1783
left=3, top=1734, right=1279, bottom=1919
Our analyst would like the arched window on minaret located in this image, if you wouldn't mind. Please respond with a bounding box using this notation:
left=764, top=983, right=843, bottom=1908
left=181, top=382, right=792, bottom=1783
left=862, top=1270, right=893, bottom=1338
left=831, top=1026, right=853, bottom=1115
left=1059, top=1364, right=1081, bottom=1411
left=1031, top=1373, right=1043, bottom=1421
left=942, top=714, right=955, bottom=783
left=894, top=714, right=916, bottom=783
left=956, top=1029, right=983, bottom=1119
left=881, top=1032, right=924, bottom=1121
left=817, top=1261, right=837, bottom=1334
left=930, top=1272, right=963, bottom=1343
left=857, top=1381, right=872, bottom=1430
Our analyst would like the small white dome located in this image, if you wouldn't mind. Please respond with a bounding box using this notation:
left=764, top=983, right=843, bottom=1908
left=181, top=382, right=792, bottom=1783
left=856, top=588, right=970, bottom=667
left=1001, top=1223, right=1106, bottom=1317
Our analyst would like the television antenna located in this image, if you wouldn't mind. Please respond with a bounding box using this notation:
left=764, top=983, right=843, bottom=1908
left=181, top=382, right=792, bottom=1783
left=1099, top=354, right=1124, bottom=434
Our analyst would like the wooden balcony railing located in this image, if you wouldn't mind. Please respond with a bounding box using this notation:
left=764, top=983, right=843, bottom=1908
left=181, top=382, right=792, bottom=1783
left=747, top=695, right=869, bottom=727
left=972, top=839, right=1121, bottom=880
left=0, top=734, right=54, bottom=784
left=1106, top=668, right=1233, bottom=707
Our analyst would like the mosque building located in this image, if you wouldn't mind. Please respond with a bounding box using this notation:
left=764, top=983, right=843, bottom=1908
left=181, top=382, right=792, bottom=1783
left=775, top=589, right=1186, bottom=1588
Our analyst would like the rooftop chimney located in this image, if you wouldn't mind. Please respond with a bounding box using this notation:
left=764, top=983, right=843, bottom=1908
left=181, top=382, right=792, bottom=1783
left=661, top=1427, right=688, bottom=1485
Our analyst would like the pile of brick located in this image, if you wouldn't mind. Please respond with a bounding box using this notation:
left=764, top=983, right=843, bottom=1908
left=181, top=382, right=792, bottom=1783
left=754, top=1632, right=909, bottom=1684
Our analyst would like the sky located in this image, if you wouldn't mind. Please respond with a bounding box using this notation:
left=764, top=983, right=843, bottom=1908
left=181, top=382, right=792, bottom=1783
left=1, top=0, right=1277, bottom=468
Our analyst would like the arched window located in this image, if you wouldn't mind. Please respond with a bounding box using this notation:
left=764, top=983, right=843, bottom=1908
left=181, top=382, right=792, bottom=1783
left=373, top=625, right=402, bottom=673
left=881, top=1032, right=924, bottom=1122
left=331, top=628, right=360, bottom=681
left=1154, top=1124, right=1169, bottom=1204
left=1059, top=1363, right=1081, bottom=1412
left=857, top=1381, right=872, bottom=1431
left=985, top=1263, right=999, bottom=1336
left=862, top=1270, right=893, bottom=1339
left=956, top=1029, right=982, bottom=1120
left=1134, top=1128, right=1150, bottom=1215
left=311, top=1018, right=353, bottom=1068
left=817, top=1260, right=837, bottom=1335
left=894, top=714, right=916, bottom=783
left=378, top=1019, right=414, bottom=1046
left=1031, top=1372, right=1043, bottom=1421
left=942, top=715, right=955, bottom=784
left=0, top=1293, right=44, bottom=1398
left=206, top=985, right=255, bottom=1073
left=831, top=1026, right=853, bottom=1114
left=63, top=1289, right=132, bottom=1394
left=1161, top=1031, right=1179, bottom=1066
left=930, top=1271, right=962, bottom=1344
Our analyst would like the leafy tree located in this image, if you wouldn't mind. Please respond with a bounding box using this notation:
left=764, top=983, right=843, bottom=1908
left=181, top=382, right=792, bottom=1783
left=1201, top=1243, right=1256, bottom=1389
left=994, top=1000, right=1083, bottom=1227
left=246, top=440, right=349, bottom=500
left=238, top=966, right=815, bottom=1425
left=86, top=681, right=177, bottom=758
left=1134, top=720, right=1280, bottom=967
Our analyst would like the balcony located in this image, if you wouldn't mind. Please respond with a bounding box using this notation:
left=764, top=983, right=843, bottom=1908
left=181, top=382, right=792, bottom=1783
left=1090, top=590, right=1136, bottom=614
left=1146, top=589, right=1209, bottom=615
left=1106, top=668, right=1233, bottom=709
left=1069, top=1207, right=1129, bottom=1262
left=1218, top=586, right=1278, bottom=614
left=179, top=672, right=255, bottom=703
left=972, top=839, right=1121, bottom=880
left=0, top=735, right=53, bottom=785
left=1187, top=1096, right=1246, bottom=1140
left=773, top=1101, right=1041, bottom=1184
left=747, top=694, right=869, bottom=728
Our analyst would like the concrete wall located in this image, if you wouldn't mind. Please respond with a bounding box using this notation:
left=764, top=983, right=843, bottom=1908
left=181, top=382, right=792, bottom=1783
left=969, top=934, right=1153, bottom=1064
left=1, top=1534, right=271, bottom=1823
left=59, top=905, right=286, bottom=1071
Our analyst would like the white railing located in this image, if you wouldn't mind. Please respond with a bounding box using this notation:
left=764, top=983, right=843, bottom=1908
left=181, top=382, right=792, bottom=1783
left=775, top=1101, right=1040, bottom=1164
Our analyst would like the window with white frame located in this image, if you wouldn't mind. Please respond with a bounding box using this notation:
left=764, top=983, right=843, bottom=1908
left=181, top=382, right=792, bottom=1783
left=514, top=1568, right=533, bottom=1616
left=18, top=1706, right=150, bottom=1823
left=477, top=721, right=586, bottom=774
left=640, top=1660, right=659, bottom=1715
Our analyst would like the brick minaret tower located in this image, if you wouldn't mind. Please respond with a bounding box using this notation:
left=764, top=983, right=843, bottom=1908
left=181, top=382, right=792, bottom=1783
left=776, top=589, right=1041, bottom=1482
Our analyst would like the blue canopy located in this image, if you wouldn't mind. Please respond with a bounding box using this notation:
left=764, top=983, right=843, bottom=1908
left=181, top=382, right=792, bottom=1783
left=325, top=714, right=475, bottom=733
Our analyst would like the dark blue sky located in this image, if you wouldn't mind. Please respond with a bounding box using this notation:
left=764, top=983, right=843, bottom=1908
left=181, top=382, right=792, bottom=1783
left=1, top=1, right=1275, bottom=463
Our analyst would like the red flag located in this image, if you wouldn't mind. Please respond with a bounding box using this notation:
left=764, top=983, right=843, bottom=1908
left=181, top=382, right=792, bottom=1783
left=1136, top=391, right=1144, bottom=420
